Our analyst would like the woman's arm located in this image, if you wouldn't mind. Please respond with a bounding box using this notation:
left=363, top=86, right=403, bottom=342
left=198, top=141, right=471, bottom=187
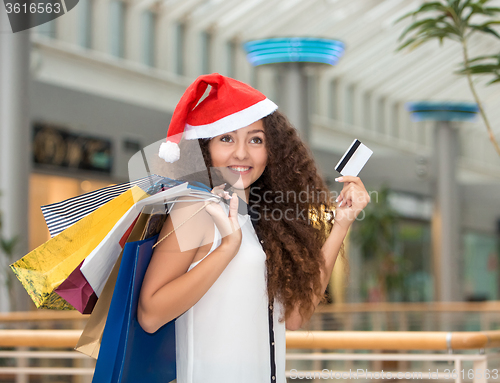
left=138, top=193, right=241, bottom=333
left=285, top=176, right=370, bottom=330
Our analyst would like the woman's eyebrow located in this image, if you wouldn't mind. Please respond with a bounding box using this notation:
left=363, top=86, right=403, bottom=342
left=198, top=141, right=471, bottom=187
left=247, top=129, right=265, bottom=135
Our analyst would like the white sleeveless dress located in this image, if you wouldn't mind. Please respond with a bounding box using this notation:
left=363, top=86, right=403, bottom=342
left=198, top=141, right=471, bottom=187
left=174, top=201, right=286, bottom=383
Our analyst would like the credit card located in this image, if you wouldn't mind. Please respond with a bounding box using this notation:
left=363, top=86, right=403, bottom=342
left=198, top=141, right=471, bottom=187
left=335, top=139, right=373, bottom=176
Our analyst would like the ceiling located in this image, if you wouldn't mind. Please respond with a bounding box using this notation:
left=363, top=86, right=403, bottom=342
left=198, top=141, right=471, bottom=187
left=158, top=0, right=500, bottom=136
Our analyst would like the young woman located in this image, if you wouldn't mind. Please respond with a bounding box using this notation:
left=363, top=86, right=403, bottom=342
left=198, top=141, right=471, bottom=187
left=138, top=74, right=370, bottom=383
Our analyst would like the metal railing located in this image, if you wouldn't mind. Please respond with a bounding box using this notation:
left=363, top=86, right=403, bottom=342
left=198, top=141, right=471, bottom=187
left=0, top=329, right=499, bottom=382
left=2, top=303, right=500, bottom=382
left=310, top=301, right=500, bottom=332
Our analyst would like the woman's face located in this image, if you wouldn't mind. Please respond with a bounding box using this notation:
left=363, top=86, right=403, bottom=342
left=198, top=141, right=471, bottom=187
left=208, top=119, right=268, bottom=191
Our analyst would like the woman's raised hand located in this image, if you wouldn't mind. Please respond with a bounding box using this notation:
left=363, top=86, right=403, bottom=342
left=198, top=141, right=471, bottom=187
left=205, top=184, right=242, bottom=256
left=333, top=176, right=370, bottom=232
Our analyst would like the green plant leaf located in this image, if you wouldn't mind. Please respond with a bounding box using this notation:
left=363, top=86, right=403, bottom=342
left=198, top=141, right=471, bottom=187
left=464, top=5, right=479, bottom=22
left=450, top=0, right=463, bottom=17
left=458, top=0, right=473, bottom=13
left=422, top=28, right=459, bottom=40
left=394, top=2, right=448, bottom=24
left=487, top=77, right=500, bottom=84
left=469, top=24, right=500, bottom=39
left=396, top=37, right=419, bottom=51
left=398, top=17, right=445, bottom=41
left=464, top=3, right=500, bottom=22
left=395, top=0, right=500, bottom=159
left=457, top=65, right=500, bottom=75
left=440, top=20, right=464, bottom=36
left=467, top=54, right=500, bottom=63
left=472, top=20, right=500, bottom=29
left=398, top=25, right=463, bottom=50
left=481, top=6, right=500, bottom=15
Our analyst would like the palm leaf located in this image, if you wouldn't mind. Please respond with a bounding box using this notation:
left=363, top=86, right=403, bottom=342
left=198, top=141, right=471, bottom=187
left=398, top=27, right=461, bottom=50
left=422, top=27, right=461, bottom=40
left=469, top=24, right=500, bottom=39
left=458, top=0, right=474, bottom=13
left=487, top=77, right=500, bottom=84
left=449, top=0, right=463, bottom=17
left=396, top=37, right=420, bottom=51
left=395, top=2, right=448, bottom=24
left=464, top=4, right=480, bottom=22
left=467, top=54, right=500, bottom=63
left=478, top=20, right=500, bottom=26
left=458, top=64, right=500, bottom=74
left=439, top=19, right=464, bottom=36
left=481, top=6, right=500, bottom=15
left=399, top=20, right=463, bottom=48
left=461, top=2, right=500, bottom=24
left=398, top=17, right=445, bottom=41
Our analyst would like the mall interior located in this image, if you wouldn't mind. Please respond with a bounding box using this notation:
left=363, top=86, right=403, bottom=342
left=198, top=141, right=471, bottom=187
left=1, top=0, right=500, bottom=381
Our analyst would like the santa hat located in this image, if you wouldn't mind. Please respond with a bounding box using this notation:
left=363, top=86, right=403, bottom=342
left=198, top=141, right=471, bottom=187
left=159, top=73, right=278, bottom=162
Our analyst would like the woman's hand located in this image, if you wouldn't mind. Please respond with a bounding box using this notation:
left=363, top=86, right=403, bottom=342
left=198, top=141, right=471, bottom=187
left=334, top=176, right=370, bottom=231
left=204, top=184, right=242, bottom=256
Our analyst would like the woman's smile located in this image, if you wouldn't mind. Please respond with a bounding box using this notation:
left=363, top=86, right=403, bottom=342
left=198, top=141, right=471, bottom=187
left=227, top=166, right=253, bottom=175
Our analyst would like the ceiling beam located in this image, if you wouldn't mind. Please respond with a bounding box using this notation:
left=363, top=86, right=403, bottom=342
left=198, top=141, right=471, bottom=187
left=243, top=0, right=323, bottom=39
left=217, top=0, right=283, bottom=39
left=162, top=0, right=207, bottom=21
left=274, top=3, right=333, bottom=36
left=321, top=26, right=405, bottom=81
left=189, top=0, right=249, bottom=30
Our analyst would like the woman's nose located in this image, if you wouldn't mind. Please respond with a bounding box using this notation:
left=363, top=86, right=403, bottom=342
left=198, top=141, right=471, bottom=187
left=233, top=141, right=249, bottom=160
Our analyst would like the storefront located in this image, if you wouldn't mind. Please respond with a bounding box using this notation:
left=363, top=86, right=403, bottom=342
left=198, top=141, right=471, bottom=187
left=29, top=173, right=112, bottom=250
left=27, top=81, right=173, bottom=252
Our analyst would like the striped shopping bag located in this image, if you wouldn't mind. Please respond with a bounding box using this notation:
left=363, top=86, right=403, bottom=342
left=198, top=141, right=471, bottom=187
left=41, top=175, right=186, bottom=237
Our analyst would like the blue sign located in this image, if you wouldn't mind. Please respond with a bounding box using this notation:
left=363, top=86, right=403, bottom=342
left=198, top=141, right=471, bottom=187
left=406, top=101, right=479, bottom=122
left=244, top=37, right=345, bottom=66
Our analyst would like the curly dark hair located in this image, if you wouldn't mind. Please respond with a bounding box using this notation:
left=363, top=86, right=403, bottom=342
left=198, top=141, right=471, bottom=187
left=199, top=110, right=342, bottom=324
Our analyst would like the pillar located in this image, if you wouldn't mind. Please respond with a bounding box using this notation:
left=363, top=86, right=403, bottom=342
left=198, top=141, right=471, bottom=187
left=280, top=62, right=309, bottom=143
left=407, top=101, right=479, bottom=303
left=432, top=121, right=461, bottom=301
left=0, top=6, right=31, bottom=311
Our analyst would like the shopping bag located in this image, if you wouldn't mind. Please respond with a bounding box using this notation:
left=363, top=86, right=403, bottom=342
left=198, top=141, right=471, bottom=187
left=54, top=260, right=98, bottom=314
left=41, top=175, right=166, bottom=237
left=81, top=183, right=190, bottom=297
left=55, top=215, right=140, bottom=314
left=10, top=186, right=149, bottom=310
left=76, top=208, right=167, bottom=358
left=75, top=252, right=122, bottom=359
left=92, top=235, right=176, bottom=383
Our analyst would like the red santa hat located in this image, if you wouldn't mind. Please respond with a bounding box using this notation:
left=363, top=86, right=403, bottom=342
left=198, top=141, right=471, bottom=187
left=159, top=73, right=278, bottom=162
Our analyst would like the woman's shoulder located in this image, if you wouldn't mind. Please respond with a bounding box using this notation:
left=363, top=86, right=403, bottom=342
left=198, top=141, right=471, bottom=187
left=167, top=195, right=215, bottom=237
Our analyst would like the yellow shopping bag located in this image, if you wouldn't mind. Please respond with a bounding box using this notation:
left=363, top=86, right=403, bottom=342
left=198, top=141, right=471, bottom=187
left=10, top=186, right=149, bottom=310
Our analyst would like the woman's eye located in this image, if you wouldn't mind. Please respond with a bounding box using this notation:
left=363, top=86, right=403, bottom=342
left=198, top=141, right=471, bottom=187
left=220, top=135, right=233, bottom=142
left=250, top=137, right=263, bottom=144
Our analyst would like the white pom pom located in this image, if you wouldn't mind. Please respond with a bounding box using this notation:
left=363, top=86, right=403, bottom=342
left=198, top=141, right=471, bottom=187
left=159, top=141, right=180, bottom=163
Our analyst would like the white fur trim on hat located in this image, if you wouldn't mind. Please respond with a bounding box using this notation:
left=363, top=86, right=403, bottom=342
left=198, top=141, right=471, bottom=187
left=183, top=98, right=278, bottom=140
left=159, top=141, right=180, bottom=163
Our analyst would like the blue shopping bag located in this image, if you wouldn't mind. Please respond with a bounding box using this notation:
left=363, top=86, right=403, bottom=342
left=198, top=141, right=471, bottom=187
left=92, top=235, right=176, bottom=383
